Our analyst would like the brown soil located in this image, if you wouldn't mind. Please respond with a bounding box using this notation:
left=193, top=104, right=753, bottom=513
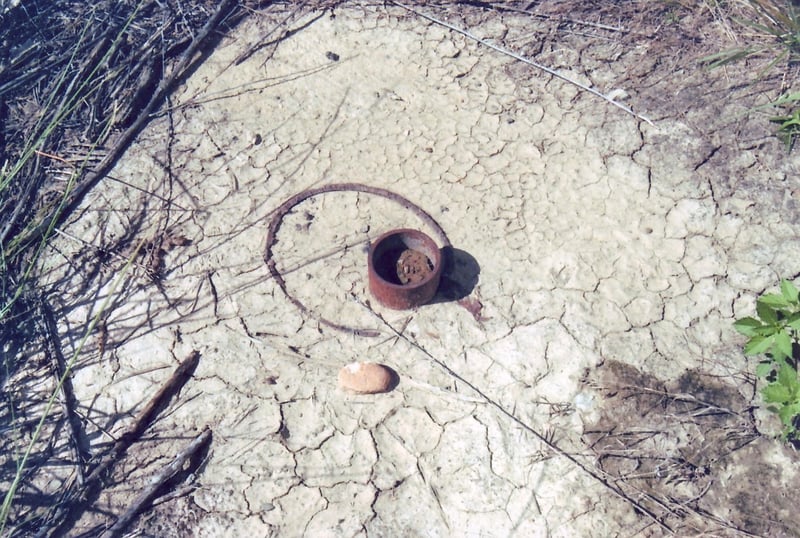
left=396, top=249, right=434, bottom=284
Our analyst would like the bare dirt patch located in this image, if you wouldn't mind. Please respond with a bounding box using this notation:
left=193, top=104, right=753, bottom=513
left=583, top=360, right=795, bottom=537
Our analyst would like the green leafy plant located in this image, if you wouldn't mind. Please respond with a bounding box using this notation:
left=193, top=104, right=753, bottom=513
left=768, top=91, right=800, bottom=150
left=701, top=0, right=800, bottom=68
left=700, top=0, right=800, bottom=150
left=734, top=279, right=800, bottom=444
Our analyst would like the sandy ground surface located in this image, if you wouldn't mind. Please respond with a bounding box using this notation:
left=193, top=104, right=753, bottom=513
left=8, top=2, right=800, bottom=537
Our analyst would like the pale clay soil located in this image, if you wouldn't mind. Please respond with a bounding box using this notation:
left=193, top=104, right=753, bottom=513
left=11, top=3, right=800, bottom=537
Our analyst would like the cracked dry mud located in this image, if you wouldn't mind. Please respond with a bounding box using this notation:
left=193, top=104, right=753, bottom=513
left=22, top=3, right=800, bottom=537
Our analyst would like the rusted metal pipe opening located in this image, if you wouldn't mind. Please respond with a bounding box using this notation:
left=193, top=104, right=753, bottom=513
left=368, top=228, right=443, bottom=310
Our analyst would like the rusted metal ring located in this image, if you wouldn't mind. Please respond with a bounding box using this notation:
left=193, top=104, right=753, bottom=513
left=368, top=228, right=443, bottom=310
left=265, top=183, right=451, bottom=335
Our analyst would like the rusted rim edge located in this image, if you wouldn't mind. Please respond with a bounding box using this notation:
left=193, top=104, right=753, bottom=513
left=264, top=183, right=451, bottom=337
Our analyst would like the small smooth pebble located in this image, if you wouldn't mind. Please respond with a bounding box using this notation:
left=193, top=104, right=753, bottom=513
left=338, top=362, right=396, bottom=394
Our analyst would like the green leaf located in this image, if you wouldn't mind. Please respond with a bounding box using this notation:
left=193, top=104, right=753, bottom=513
left=774, top=330, right=794, bottom=360
left=754, top=325, right=779, bottom=337
left=781, top=280, right=800, bottom=304
left=744, top=334, right=774, bottom=355
left=759, top=294, right=789, bottom=311
left=756, top=295, right=786, bottom=325
left=777, top=402, right=800, bottom=427
left=733, top=317, right=764, bottom=336
left=762, top=383, right=791, bottom=404
left=787, top=313, right=800, bottom=331
left=756, top=361, right=774, bottom=378
left=777, top=361, right=798, bottom=389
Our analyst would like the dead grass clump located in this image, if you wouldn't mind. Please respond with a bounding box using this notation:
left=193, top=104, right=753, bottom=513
left=701, top=0, right=800, bottom=148
left=0, top=1, right=244, bottom=535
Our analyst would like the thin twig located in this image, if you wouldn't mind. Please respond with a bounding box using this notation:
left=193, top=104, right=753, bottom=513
left=678, top=501, right=764, bottom=538
left=497, top=5, right=627, bottom=33
left=45, top=350, right=202, bottom=537
left=0, top=25, right=114, bottom=249
left=391, top=1, right=654, bottom=126
left=99, top=428, right=212, bottom=538
left=105, top=174, right=191, bottom=211
left=88, top=350, right=201, bottom=478
left=52, top=228, right=151, bottom=271
left=620, top=385, right=742, bottom=417
left=234, top=0, right=308, bottom=65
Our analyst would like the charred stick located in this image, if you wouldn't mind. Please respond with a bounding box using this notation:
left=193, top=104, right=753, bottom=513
left=87, top=350, right=201, bottom=484
left=99, top=428, right=212, bottom=538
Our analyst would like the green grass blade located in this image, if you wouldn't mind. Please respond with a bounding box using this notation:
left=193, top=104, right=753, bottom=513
left=700, top=47, right=759, bottom=68
left=0, top=237, right=146, bottom=533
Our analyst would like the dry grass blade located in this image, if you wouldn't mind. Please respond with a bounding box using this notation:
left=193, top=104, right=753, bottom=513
left=0, top=1, right=244, bottom=534
left=699, top=0, right=800, bottom=149
left=0, top=237, right=147, bottom=535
